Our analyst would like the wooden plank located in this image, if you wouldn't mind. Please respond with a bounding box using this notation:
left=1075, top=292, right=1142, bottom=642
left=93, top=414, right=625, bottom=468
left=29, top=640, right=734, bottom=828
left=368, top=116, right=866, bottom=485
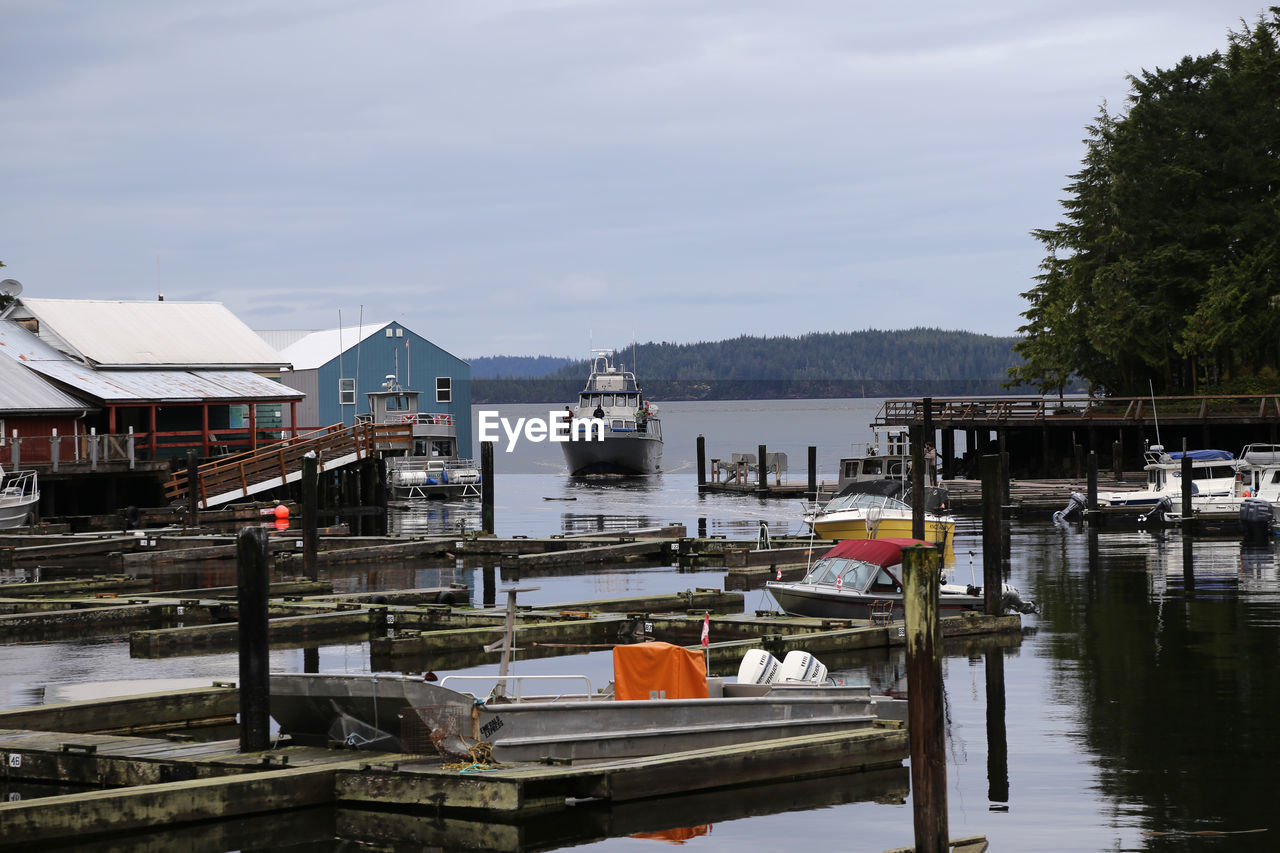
left=0, top=685, right=238, bottom=734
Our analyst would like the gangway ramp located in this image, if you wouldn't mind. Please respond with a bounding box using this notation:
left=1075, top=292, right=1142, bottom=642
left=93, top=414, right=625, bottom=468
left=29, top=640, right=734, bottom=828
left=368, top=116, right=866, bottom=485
left=164, top=422, right=412, bottom=509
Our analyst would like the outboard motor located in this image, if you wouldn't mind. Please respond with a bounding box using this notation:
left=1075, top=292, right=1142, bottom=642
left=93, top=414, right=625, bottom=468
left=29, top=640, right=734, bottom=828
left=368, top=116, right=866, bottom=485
left=1001, top=584, right=1039, bottom=615
left=1052, top=492, right=1087, bottom=523
left=1239, top=497, right=1275, bottom=544
left=1139, top=496, right=1174, bottom=526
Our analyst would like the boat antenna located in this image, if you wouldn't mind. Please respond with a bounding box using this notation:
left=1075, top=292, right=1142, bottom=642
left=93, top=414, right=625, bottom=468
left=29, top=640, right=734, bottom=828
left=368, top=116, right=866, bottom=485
left=1149, top=379, right=1161, bottom=447
left=338, top=309, right=346, bottom=423
left=355, top=305, right=364, bottom=419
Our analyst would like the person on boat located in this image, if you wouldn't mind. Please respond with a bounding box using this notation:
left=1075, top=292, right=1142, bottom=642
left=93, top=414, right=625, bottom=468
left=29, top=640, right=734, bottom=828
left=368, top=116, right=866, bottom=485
left=636, top=404, right=647, bottom=433
left=925, top=441, right=938, bottom=485
left=593, top=404, right=605, bottom=419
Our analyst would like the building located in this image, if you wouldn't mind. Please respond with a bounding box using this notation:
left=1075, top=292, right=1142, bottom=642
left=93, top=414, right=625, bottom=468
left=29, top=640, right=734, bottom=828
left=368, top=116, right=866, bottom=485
left=271, top=321, right=472, bottom=457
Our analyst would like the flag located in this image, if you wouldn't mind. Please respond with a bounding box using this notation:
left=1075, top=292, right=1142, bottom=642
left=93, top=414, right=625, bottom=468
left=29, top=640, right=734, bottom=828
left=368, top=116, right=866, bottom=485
left=775, top=566, right=782, bottom=581
left=700, top=612, right=710, bottom=647
left=836, top=574, right=843, bottom=591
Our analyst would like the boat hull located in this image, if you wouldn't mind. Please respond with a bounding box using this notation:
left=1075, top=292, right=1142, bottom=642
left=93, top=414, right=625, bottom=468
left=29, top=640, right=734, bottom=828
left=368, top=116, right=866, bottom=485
left=562, top=433, right=662, bottom=476
left=0, top=496, right=38, bottom=529
left=767, top=582, right=982, bottom=620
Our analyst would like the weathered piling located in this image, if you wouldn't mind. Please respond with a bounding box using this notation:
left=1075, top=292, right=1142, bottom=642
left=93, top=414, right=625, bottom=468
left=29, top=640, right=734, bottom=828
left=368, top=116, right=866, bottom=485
left=902, top=543, right=948, bottom=853
left=481, top=440, right=495, bottom=534
left=301, top=454, right=318, bottom=580
left=1087, top=450, right=1098, bottom=512
left=237, top=527, right=271, bottom=752
left=1180, top=438, right=1193, bottom=537
left=981, top=454, right=1002, bottom=615
left=757, top=443, right=768, bottom=494
left=807, top=445, right=817, bottom=501
left=985, top=647, right=1009, bottom=804
left=186, top=449, right=199, bottom=527
left=911, top=427, right=925, bottom=540
left=697, top=434, right=707, bottom=488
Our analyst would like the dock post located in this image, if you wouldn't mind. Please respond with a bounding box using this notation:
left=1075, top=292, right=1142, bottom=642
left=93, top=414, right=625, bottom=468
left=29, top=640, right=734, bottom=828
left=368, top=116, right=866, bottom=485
left=301, top=453, right=318, bottom=581
left=757, top=444, right=768, bottom=493
left=481, top=440, right=495, bottom=534
left=807, top=445, right=817, bottom=501
left=981, top=454, right=1003, bottom=615
left=186, top=449, right=199, bottom=528
left=1180, top=437, right=1193, bottom=537
left=903, top=543, right=948, bottom=853
left=911, top=427, right=925, bottom=540
left=1086, top=451, right=1098, bottom=514
left=922, top=396, right=933, bottom=466
left=236, top=526, right=271, bottom=753
left=941, top=430, right=954, bottom=481
left=696, top=435, right=706, bottom=489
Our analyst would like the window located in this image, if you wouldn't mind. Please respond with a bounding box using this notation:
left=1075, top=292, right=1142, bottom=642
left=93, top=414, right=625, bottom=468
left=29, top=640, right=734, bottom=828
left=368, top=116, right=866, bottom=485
left=339, top=378, right=355, bottom=406
left=385, top=328, right=393, bottom=337
left=395, top=327, right=404, bottom=338
left=436, top=376, right=452, bottom=403
left=386, top=395, right=408, bottom=412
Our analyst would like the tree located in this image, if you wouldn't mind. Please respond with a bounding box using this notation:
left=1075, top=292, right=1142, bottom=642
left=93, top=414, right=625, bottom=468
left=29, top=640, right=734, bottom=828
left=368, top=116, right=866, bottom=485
left=1013, top=11, right=1280, bottom=395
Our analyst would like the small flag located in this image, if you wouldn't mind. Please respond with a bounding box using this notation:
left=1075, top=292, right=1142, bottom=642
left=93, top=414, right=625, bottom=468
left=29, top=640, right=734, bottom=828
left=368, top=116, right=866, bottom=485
left=836, top=574, right=843, bottom=591
left=775, top=566, right=782, bottom=581
left=700, top=612, right=710, bottom=647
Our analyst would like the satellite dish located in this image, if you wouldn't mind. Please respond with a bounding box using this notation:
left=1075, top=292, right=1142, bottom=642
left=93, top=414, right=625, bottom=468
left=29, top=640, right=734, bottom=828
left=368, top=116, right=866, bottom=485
left=0, top=279, right=21, bottom=298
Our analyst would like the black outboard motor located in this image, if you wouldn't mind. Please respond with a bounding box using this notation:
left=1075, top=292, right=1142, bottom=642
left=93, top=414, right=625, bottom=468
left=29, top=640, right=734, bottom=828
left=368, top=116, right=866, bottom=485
left=1052, top=492, right=1087, bottom=523
left=1239, top=497, right=1275, bottom=544
left=1139, top=495, right=1174, bottom=526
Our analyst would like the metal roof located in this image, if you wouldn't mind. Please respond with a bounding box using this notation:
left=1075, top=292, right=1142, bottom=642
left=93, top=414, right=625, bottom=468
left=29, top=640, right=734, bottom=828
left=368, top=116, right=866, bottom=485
left=0, top=319, right=302, bottom=405
left=277, top=322, right=391, bottom=371
left=15, top=298, right=290, bottom=369
left=0, top=342, right=95, bottom=413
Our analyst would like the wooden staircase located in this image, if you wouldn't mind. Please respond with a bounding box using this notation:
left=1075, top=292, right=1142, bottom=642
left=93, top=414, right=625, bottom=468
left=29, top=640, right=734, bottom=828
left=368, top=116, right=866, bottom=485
left=164, top=422, right=413, bottom=509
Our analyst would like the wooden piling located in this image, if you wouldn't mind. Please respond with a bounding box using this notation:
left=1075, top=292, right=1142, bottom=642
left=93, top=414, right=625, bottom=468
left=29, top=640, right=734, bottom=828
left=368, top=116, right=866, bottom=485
left=985, top=647, right=1008, bottom=804
left=757, top=443, right=768, bottom=493
left=1112, top=439, right=1124, bottom=482
left=1180, top=437, right=1193, bottom=535
left=807, top=445, right=817, bottom=501
left=911, top=427, right=925, bottom=540
left=696, top=435, right=707, bottom=488
left=902, top=543, right=948, bottom=853
left=186, top=450, right=199, bottom=527
left=481, top=440, right=495, bottom=534
left=980, top=454, right=1002, bottom=615
left=301, top=454, right=318, bottom=581
left=1086, top=450, right=1098, bottom=513
left=236, top=527, right=271, bottom=752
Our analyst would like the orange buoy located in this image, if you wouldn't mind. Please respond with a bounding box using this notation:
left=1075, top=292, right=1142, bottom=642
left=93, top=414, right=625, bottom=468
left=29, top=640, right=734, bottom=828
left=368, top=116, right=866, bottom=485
left=274, top=504, right=290, bottom=520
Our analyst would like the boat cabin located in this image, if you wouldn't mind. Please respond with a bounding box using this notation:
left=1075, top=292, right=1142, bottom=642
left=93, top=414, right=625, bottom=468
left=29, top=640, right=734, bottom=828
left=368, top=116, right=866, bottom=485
left=837, top=427, right=911, bottom=490
left=574, top=350, right=660, bottom=439
left=361, top=376, right=460, bottom=458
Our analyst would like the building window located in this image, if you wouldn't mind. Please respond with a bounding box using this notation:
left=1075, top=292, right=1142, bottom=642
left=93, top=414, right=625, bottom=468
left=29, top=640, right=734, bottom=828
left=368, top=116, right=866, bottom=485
left=436, top=376, right=452, bottom=403
left=339, top=378, right=355, bottom=405
left=395, top=327, right=404, bottom=337
left=385, top=328, right=393, bottom=337
left=0, top=419, right=5, bottom=446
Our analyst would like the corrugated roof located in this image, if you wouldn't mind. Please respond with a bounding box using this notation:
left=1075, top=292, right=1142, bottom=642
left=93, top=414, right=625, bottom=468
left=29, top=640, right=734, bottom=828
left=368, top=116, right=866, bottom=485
left=255, top=329, right=320, bottom=352
left=0, top=319, right=302, bottom=405
left=278, top=322, right=390, bottom=371
left=0, top=338, right=95, bottom=412
left=16, top=298, right=290, bottom=369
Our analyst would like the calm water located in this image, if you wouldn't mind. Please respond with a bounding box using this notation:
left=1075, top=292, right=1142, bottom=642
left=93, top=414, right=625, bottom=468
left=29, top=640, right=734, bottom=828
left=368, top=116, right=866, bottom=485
left=3, top=399, right=1279, bottom=851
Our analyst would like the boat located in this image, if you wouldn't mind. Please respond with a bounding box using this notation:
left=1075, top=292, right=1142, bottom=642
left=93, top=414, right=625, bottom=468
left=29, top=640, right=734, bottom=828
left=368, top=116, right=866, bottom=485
left=360, top=375, right=479, bottom=500
left=0, top=465, right=39, bottom=530
left=767, top=537, right=1035, bottom=620
left=561, top=349, right=662, bottom=476
left=269, top=642, right=903, bottom=762
left=1093, top=445, right=1237, bottom=509
left=835, top=427, right=912, bottom=491
left=804, top=482, right=955, bottom=552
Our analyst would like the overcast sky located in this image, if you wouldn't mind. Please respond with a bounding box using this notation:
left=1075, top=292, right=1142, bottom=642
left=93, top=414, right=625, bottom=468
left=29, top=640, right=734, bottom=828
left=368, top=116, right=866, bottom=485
left=1, top=1, right=1269, bottom=360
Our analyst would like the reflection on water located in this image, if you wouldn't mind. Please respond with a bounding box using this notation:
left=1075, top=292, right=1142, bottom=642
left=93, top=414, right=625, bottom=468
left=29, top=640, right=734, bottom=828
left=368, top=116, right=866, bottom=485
left=387, top=501, right=481, bottom=537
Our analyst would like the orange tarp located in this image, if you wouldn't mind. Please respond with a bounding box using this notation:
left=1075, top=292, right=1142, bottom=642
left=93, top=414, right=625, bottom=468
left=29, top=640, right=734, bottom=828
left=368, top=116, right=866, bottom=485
left=613, top=641, right=708, bottom=701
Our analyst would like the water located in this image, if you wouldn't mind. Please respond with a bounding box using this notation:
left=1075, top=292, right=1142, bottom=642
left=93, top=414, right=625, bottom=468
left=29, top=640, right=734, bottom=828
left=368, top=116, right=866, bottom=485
left=5, top=399, right=1280, bottom=850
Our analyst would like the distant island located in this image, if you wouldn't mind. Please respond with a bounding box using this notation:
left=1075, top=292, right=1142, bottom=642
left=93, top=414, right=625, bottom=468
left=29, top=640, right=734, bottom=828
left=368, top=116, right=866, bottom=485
left=470, top=329, right=1031, bottom=403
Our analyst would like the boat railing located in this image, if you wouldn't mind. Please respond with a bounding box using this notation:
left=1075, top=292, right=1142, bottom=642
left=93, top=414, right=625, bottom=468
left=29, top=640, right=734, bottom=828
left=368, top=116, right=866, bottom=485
left=440, top=674, right=595, bottom=702
left=0, top=469, right=38, bottom=499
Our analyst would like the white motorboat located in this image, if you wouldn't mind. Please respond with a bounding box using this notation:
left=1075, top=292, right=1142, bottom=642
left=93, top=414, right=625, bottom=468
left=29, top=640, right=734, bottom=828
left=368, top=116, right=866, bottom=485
left=269, top=643, right=903, bottom=762
left=1094, top=445, right=1236, bottom=508
left=767, top=537, right=1035, bottom=621
left=561, top=349, right=662, bottom=476
left=0, top=466, right=39, bottom=530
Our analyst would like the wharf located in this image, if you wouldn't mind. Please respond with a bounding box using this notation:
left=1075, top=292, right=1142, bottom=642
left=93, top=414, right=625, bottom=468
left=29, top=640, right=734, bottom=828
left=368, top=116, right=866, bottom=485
left=0, top=686, right=909, bottom=850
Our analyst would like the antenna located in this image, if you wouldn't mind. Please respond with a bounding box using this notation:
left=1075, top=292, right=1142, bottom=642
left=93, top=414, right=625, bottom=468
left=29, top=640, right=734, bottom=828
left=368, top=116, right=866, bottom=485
left=1149, top=379, right=1161, bottom=447
left=0, top=279, right=22, bottom=298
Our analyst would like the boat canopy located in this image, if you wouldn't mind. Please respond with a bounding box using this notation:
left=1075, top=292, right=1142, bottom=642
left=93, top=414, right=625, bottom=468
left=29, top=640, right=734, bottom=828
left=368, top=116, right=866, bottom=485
left=1165, top=449, right=1233, bottom=462
left=818, top=537, right=932, bottom=568
left=613, top=641, right=708, bottom=701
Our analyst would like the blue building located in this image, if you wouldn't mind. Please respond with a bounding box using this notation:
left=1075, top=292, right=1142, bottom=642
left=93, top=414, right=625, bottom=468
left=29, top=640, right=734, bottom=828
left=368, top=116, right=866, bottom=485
left=271, top=322, right=472, bottom=457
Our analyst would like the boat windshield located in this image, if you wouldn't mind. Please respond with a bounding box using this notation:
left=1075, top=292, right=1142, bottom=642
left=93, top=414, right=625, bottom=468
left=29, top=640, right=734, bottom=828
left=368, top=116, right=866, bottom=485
left=820, top=492, right=909, bottom=514
left=804, top=556, right=879, bottom=589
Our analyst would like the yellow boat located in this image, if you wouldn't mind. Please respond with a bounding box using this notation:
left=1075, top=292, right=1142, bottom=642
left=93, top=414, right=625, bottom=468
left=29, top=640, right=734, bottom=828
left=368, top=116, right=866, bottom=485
left=805, top=488, right=955, bottom=558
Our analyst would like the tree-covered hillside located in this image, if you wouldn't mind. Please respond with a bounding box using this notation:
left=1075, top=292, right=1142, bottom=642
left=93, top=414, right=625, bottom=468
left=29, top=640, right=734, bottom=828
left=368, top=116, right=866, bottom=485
left=473, top=329, right=1026, bottom=403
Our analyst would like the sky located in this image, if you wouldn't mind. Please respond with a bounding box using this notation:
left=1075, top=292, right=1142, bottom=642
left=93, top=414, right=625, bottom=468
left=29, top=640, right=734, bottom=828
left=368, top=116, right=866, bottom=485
left=0, top=1, right=1271, bottom=360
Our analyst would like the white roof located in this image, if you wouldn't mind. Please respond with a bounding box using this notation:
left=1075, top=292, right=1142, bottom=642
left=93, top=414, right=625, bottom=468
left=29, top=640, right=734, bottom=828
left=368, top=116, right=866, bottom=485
left=16, top=298, right=289, bottom=369
left=278, top=322, right=390, bottom=371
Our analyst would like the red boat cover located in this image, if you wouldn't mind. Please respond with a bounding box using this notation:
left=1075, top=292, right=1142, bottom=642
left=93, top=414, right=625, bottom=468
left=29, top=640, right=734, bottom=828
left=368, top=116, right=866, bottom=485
left=613, top=641, right=708, bottom=701
left=819, top=537, right=931, bottom=567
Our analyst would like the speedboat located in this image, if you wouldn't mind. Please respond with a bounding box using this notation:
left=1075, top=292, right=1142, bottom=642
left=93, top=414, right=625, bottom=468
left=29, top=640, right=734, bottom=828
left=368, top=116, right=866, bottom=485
left=386, top=456, right=481, bottom=500
left=767, top=537, right=1035, bottom=620
left=1094, top=445, right=1236, bottom=508
left=0, top=466, right=39, bottom=530
left=269, top=643, right=902, bottom=762
left=804, top=483, right=955, bottom=552
left=561, top=349, right=662, bottom=476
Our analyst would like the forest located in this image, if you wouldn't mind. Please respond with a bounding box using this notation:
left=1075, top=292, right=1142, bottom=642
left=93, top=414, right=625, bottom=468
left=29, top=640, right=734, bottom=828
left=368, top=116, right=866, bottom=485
left=472, top=329, right=1024, bottom=403
left=1010, top=11, right=1280, bottom=398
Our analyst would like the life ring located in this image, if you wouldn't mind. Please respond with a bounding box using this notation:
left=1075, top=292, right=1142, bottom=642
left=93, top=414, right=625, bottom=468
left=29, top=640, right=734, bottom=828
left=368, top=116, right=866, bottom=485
left=401, top=414, right=415, bottom=423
